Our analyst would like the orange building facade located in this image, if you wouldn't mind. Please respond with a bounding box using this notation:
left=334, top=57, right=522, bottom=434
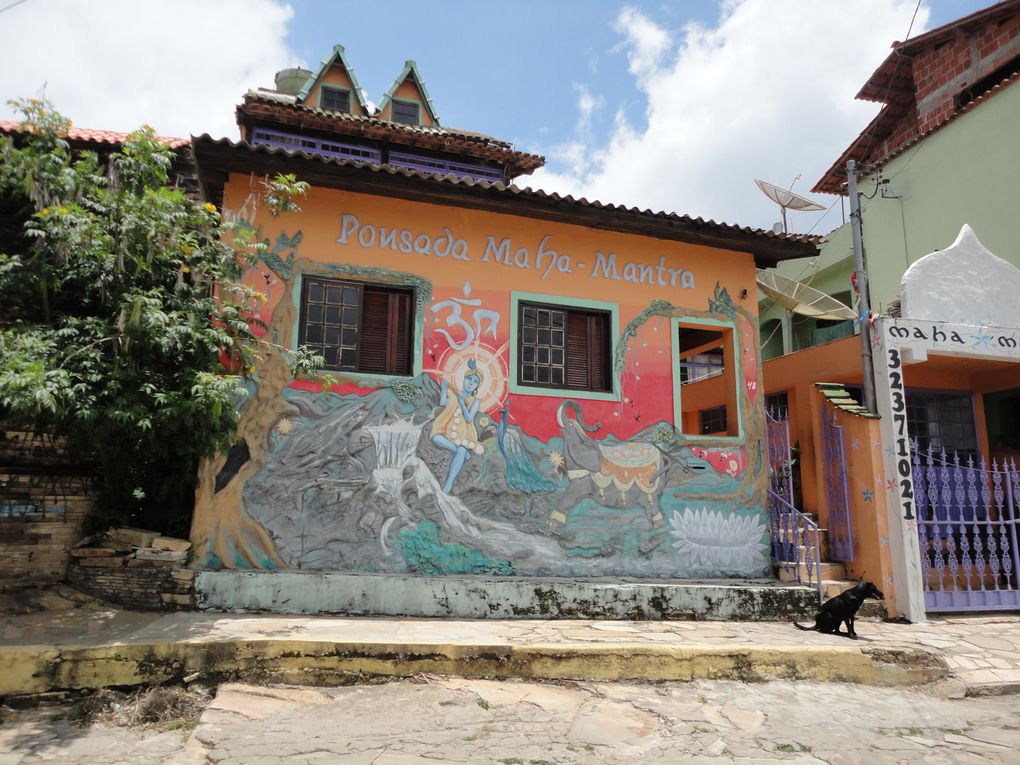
left=187, top=47, right=816, bottom=580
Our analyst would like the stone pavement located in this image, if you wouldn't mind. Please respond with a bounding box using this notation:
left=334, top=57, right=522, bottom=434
left=2, top=599, right=1020, bottom=696
left=5, top=677, right=1020, bottom=764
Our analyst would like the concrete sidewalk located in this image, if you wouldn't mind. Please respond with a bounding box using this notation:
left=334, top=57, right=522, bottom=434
left=3, top=598, right=1020, bottom=698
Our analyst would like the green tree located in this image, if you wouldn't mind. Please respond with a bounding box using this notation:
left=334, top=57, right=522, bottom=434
left=0, top=100, right=311, bottom=536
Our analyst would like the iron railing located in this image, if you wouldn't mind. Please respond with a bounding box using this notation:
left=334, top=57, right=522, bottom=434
left=250, top=128, right=505, bottom=183
left=388, top=151, right=504, bottom=182
left=251, top=127, right=382, bottom=163
left=767, top=408, right=823, bottom=602
left=913, top=443, right=1020, bottom=611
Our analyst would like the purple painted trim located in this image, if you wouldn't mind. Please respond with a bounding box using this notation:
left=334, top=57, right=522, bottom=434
left=388, top=151, right=504, bottom=182
left=767, top=409, right=823, bottom=603
left=925, top=589, right=1020, bottom=609
left=251, top=128, right=381, bottom=163
left=820, top=403, right=854, bottom=562
left=913, top=444, right=1020, bottom=612
left=249, top=128, right=504, bottom=182
left=766, top=407, right=794, bottom=506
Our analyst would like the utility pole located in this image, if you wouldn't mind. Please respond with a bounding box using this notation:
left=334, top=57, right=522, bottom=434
left=847, top=160, right=877, bottom=414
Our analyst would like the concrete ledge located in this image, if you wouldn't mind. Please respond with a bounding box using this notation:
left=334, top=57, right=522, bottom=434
left=965, top=681, right=1020, bottom=697
left=0, top=639, right=947, bottom=697
left=195, top=571, right=820, bottom=620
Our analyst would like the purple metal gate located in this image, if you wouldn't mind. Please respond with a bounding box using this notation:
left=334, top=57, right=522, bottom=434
left=820, top=404, right=854, bottom=561
left=767, top=408, right=823, bottom=601
left=913, top=443, right=1020, bottom=611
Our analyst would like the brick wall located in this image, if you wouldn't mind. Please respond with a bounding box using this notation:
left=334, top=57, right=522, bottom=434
left=66, top=559, right=195, bottom=610
left=863, top=12, right=1020, bottom=169
left=0, top=428, right=96, bottom=589
left=907, top=14, right=1020, bottom=139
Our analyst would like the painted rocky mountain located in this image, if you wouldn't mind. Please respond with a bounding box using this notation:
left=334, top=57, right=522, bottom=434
left=238, top=375, right=770, bottom=578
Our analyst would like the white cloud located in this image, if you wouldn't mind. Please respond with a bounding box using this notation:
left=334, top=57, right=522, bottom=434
left=526, top=0, right=930, bottom=234
left=0, top=0, right=298, bottom=140
left=615, top=6, right=672, bottom=81
left=574, top=84, right=603, bottom=136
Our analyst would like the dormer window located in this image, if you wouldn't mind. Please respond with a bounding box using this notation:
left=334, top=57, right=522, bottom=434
left=392, top=99, right=419, bottom=126
left=320, top=86, right=351, bottom=113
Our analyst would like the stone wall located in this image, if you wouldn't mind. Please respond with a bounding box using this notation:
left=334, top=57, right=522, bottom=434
left=0, top=428, right=96, bottom=589
left=67, top=559, right=195, bottom=610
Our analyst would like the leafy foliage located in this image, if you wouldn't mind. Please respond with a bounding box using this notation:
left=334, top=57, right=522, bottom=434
left=0, top=100, right=312, bottom=535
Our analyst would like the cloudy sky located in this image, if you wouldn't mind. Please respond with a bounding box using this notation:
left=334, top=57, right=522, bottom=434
left=0, top=0, right=990, bottom=233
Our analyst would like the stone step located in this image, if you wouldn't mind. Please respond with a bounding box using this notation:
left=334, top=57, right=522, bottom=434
left=774, top=520, right=829, bottom=545
left=774, top=542, right=831, bottom=563
left=777, top=560, right=847, bottom=582
left=195, top=571, right=822, bottom=621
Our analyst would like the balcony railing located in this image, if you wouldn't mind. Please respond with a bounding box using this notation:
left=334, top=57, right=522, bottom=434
left=251, top=128, right=503, bottom=182
left=388, top=151, right=504, bottom=182
left=251, top=128, right=382, bottom=163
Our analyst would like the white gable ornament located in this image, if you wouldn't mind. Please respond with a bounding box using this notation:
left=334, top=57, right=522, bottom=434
left=900, top=224, right=1020, bottom=327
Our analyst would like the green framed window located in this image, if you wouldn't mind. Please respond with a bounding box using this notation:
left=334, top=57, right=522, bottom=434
left=671, top=317, right=743, bottom=439
left=509, top=292, right=619, bottom=402
left=392, top=99, right=419, bottom=125
left=319, top=85, right=351, bottom=113
left=517, top=301, right=610, bottom=392
left=298, top=276, right=414, bottom=375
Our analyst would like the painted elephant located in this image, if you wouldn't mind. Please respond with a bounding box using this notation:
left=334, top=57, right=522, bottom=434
left=552, top=400, right=682, bottom=528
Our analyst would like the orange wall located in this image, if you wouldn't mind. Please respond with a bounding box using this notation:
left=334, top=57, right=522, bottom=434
left=383, top=78, right=434, bottom=126
left=308, top=65, right=364, bottom=117
left=759, top=338, right=1017, bottom=515
left=821, top=392, right=898, bottom=611
left=194, top=172, right=778, bottom=578
left=229, top=177, right=759, bottom=444
left=972, top=365, right=1020, bottom=393
left=756, top=336, right=862, bottom=514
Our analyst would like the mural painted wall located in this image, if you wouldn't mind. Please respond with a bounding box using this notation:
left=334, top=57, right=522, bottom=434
left=190, top=178, right=771, bottom=579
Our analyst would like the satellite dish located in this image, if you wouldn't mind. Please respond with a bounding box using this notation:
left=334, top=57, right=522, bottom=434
left=754, top=177, right=825, bottom=233
left=756, top=269, right=857, bottom=321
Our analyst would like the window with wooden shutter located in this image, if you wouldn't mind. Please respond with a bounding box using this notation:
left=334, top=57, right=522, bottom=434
left=518, top=301, right=610, bottom=392
left=299, top=276, right=414, bottom=376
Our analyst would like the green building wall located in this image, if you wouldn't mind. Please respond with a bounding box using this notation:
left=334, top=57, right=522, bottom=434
left=761, top=79, right=1020, bottom=356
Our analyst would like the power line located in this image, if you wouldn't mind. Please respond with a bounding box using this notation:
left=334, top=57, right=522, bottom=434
left=804, top=197, right=841, bottom=235
left=0, top=0, right=31, bottom=15
left=853, top=0, right=924, bottom=172
left=904, top=0, right=922, bottom=42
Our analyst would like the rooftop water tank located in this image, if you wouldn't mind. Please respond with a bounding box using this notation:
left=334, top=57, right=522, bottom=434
left=274, top=68, right=312, bottom=95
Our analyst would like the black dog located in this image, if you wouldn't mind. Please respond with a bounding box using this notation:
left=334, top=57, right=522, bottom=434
left=793, top=580, right=884, bottom=640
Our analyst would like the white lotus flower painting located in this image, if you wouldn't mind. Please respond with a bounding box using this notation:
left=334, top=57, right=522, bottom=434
left=669, top=507, right=769, bottom=572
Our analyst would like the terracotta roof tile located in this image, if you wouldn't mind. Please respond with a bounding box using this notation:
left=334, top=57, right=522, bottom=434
left=237, top=95, right=544, bottom=179
left=242, top=90, right=515, bottom=149
left=814, top=70, right=1020, bottom=194
left=0, top=120, right=189, bottom=149
left=192, top=134, right=819, bottom=266
left=814, top=0, right=1020, bottom=194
